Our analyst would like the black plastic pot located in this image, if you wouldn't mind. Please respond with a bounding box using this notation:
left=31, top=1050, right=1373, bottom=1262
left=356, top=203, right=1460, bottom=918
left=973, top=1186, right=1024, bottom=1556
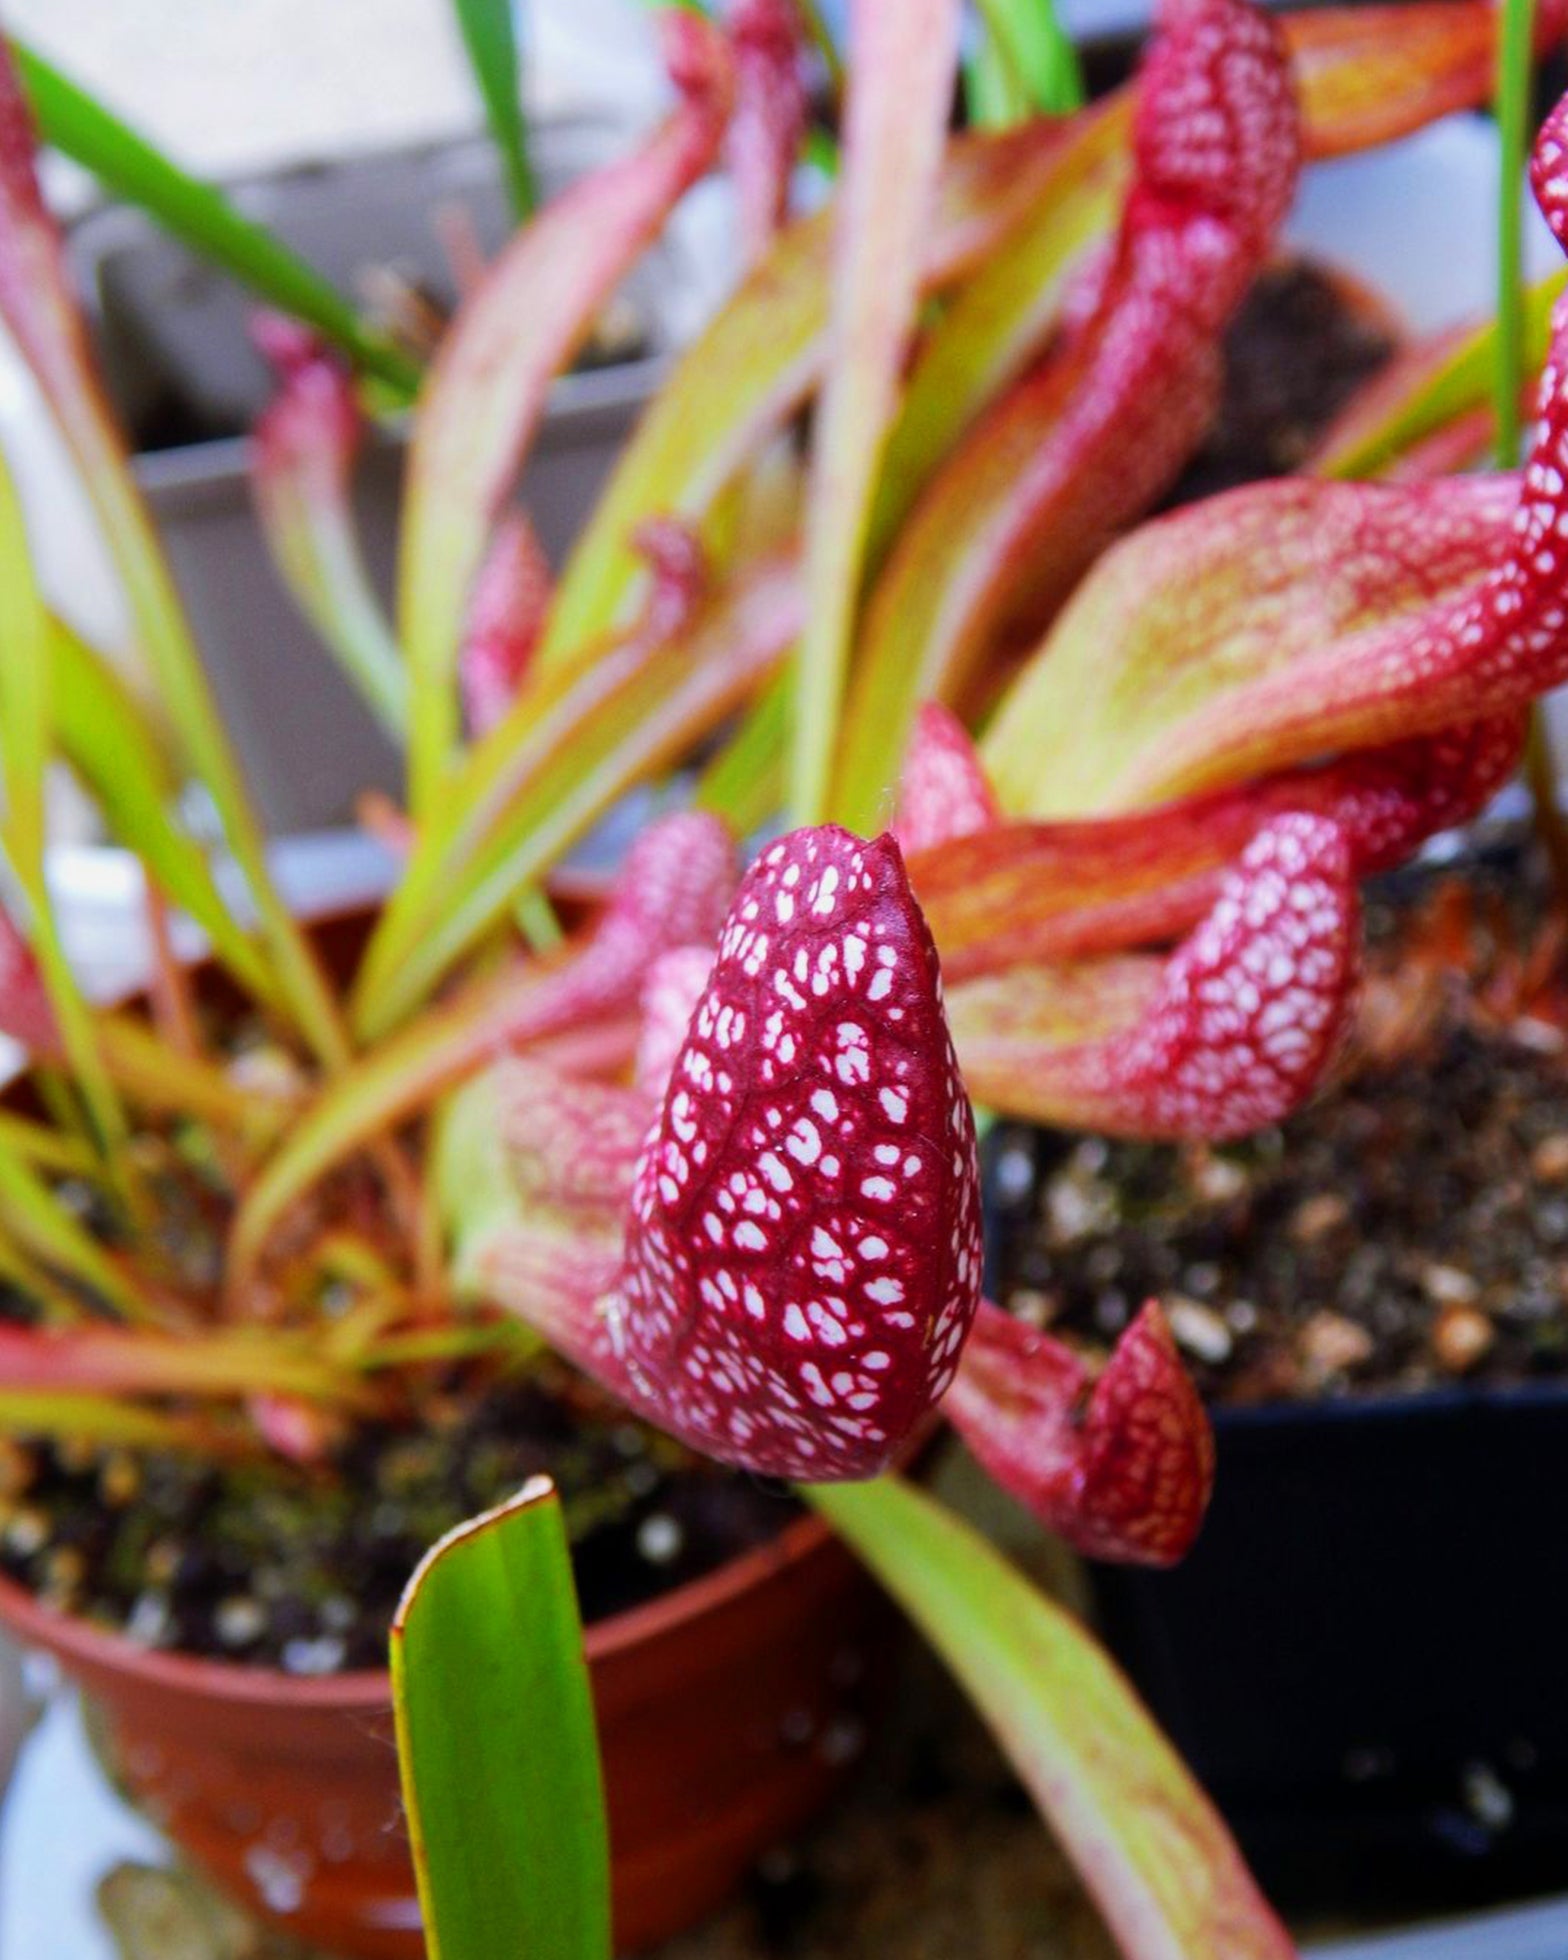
left=979, top=1059, right=1568, bottom=1919
left=1090, top=1385, right=1568, bottom=1913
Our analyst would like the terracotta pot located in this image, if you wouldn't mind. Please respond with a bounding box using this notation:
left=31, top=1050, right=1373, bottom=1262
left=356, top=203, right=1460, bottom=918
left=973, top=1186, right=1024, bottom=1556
left=0, top=1513, right=888, bottom=1955
left=0, top=904, right=892, bottom=1951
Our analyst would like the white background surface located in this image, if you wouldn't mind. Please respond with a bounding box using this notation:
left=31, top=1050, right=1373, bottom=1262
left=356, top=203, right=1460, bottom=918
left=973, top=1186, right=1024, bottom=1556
left=4, top=0, right=666, bottom=178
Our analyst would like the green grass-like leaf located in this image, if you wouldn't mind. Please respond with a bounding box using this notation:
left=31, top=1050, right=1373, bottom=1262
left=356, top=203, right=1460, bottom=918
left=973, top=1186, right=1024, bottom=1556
left=1312, top=269, right=1565, bottom=479
left=539, top=120, right=1073, bottom=671
left=694, top=671, right=790, bottom=834
left=14, top=39, right=418, bottom=396
left=230, top=955, right=579, bottom=1282
left=0, top=1112, right=94, bottom=1178
left=0, top=1142, right=164, bottom=1326
left=1494, top=0, right=1536, bottom=467
left=862, top=96, right=1130, bottom=572
left=398, top=41, right=728, bottom=819
left=0, top=446, right=130, bottom=1166
left=49, top=617, right=278, bottom=1008
left=0, top=44, right=352, bottom=1070
left=965, top=19, right=1031, bottom=129
left=0, top=1390, right=238, bottom=1454
left=974, top=0, right=1086, bottom=119
left=450, top=0, right=537, bottom=222
left=539, top=201, right=835, bottom=669
left=391, top=1479, right=611, bottom=1960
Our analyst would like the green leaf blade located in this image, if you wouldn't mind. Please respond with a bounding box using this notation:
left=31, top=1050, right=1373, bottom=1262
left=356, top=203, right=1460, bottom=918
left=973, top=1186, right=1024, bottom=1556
left=354, top=555, right=800, bottom=1036
left=451, top=0, right=537, bottom=222
left=392, top=1479, right=612, bottom=1960
left=1494, top=0, right=1537, bottom=470
left=810, top=1477, right=1295, bottom=1960
left=862, top=96, right=1131, bottom=574
left=0, top=444, right=131, bottom=1164
left=973, top=0, right=1086, bottom=120
left=0, top=37, right=352, bottom=1067
left=0, top=1142, right=161, bottom=1325
left=13, top=40, right=417, bottom=394
left=48, top=617, right=278, bottom=1007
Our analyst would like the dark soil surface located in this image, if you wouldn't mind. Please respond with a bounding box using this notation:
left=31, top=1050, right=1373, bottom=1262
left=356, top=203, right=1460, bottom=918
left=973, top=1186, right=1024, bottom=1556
left=1165, top=257, right=1397, bottom=507
left=989, top=852, right=1568, bottom=1408
left=0, top=1357, right=796, bottom=1671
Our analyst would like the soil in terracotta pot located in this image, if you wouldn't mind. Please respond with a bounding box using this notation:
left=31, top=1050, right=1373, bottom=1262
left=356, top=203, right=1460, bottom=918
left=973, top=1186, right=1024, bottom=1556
left=0, top=1354, right=797, bottom=1671
left=987, top=841, right=1568, bottom=1408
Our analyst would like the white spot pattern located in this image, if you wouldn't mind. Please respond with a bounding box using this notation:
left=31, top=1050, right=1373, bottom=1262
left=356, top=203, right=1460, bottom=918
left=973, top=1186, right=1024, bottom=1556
left=950, top=813, right=1358, bottom=1143
left=843, top=0, right=1299, bottom=810
left=602, top=826, right=983, bottom=1478
left=918, top=693, right=1524, bottom=987
left=893, top=702, right=1001, bottom=857
left=1128, top=99, right=1568, bottom=807
left=635, top=945, right=716, bottom=1095
left=944, top=1299, right=1214, bottom=1566
left=499, top=811, right=735, bottom=1058
left=1102, top=812, right=1359, bottom=1137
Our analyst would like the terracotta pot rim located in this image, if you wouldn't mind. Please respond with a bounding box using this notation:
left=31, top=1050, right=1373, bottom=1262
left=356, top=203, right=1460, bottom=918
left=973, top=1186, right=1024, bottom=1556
left=0, top=1501, right=834, bottom=1709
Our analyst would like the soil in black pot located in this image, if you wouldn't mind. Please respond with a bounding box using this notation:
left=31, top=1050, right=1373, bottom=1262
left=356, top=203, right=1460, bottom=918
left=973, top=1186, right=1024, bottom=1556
left=1164, top=257, right=1397, bottom=508
left=987, top=843, right=1568, bottom=1408
left=0, top=1354, right=797, bottom=1672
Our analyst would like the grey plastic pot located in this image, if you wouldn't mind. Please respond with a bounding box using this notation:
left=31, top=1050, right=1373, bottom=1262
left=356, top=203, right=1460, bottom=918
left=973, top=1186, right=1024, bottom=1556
left=67, top=123, right=708, bottom=835
left=1309, top=1896, right=1568, bottom=1959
